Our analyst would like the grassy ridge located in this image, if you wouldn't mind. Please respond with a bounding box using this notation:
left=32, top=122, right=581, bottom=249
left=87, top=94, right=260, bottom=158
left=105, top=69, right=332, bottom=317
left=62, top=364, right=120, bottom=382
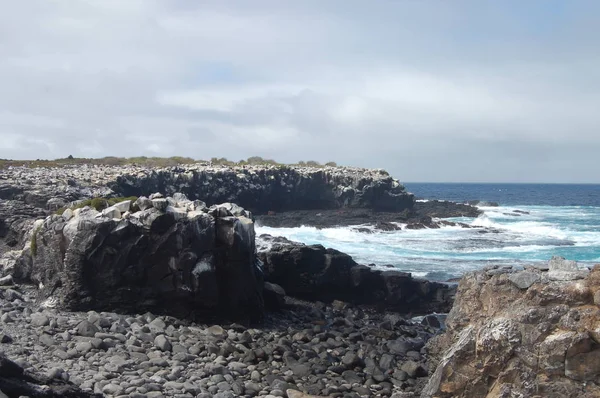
left=0, top=156, right=338, bottom=169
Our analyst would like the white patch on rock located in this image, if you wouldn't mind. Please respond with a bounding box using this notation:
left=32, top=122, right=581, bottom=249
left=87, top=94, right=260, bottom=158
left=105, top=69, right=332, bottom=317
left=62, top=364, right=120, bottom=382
left=193, top=258, right=214, bottom=275
left=41, top=296, right=58, bottom=308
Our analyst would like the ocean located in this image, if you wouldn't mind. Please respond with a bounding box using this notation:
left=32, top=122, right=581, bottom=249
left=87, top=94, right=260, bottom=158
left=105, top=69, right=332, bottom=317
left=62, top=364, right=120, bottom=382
left=256, top=183, right=600, bottom=281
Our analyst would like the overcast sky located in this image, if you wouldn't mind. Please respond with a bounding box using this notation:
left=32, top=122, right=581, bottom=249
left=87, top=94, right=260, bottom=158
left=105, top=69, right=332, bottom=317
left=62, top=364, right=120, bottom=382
left=1, top=1, right=599, bottom=182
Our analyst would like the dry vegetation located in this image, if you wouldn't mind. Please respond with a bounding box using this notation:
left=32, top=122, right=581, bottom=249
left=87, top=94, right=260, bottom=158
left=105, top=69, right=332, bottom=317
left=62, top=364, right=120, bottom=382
left=0, top=156, right=338, bottom=169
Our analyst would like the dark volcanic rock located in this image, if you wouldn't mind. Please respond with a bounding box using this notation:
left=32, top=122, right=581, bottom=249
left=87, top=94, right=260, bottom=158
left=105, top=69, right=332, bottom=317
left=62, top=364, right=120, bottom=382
left=0, top=164, right=414, bottom=214
left=16, top=194, right=264, bottom=323
left=414, top=200, right=481, bottom=218
left=256, top=201, right=481, bottom=230
left=109, top=166, right=414, bottom=213
left=257, top=235, right=455, bottom=314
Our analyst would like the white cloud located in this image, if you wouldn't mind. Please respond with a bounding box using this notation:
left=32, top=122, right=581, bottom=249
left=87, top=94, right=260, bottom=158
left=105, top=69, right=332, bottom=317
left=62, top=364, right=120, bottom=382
left=0, top=0, right=599, bottom=182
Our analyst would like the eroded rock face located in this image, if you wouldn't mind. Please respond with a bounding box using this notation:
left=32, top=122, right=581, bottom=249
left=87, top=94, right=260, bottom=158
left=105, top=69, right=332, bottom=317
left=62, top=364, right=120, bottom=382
left=14, top=194, right=264, bottom=323
left=0, top=164, right=414, bottom=214
left=257, top=235, right=455, bottom=314
left=422, top=257, right=600, bottom=398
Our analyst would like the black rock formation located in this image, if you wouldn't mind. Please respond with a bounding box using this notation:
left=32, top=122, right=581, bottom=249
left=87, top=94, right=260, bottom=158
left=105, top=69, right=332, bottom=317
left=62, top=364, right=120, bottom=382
left=257, top=235, right=455, bottom=314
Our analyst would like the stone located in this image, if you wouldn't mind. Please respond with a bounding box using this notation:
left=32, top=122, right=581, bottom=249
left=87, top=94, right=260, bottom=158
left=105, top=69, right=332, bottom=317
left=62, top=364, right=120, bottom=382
left=3, top=289, right=22, bottom=301
left=290, top=364, right=311, bottom=378
left=62, top=208, right=74, bottom=221
left=38, top=333, right=56, bottom=347
left=135, top=196, right=153, bottom=211
left=75, top=341, right=93, bottom=354
left=101, top=205, right=121, bottom=219
left=547, top=256, right=587, bottom=281
left=508, top=271, right=541, bottom=289
left=30, top=312, right=50, bottom=327
left=148, top=317, right=167, bottom=332
left=0, top=275, right=13, bottom=286
left=287, top=390, right=324, bottom=398
left=0, top=333, right=12, bottom=344
left=154, top=335, right=172, bottom=352
left=400, top=360, right=427, bottom=378
left=77, top=320, right=100, bottom=337
left=113, top=200, right=132, bottom=213
left=208, top=325, right=227, bottom=338
left=0, top=313, right=13, bottom=323
left=341, top=352, right=362, bottom=368
left=152, top=198, right=168, bottom=211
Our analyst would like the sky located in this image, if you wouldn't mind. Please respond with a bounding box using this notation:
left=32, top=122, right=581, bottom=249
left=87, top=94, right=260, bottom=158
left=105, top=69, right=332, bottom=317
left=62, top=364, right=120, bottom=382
left=1, top=0, right=599, bottom=183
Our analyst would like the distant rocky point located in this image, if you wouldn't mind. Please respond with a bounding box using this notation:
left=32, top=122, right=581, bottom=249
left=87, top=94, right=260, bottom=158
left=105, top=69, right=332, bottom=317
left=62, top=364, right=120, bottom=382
left=0, top=162, right=412, bottom=213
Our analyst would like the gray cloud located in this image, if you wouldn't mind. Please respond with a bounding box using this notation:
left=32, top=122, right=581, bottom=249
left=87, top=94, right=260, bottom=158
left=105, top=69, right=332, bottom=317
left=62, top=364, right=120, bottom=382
left=1, top=0, right=599, bottom=182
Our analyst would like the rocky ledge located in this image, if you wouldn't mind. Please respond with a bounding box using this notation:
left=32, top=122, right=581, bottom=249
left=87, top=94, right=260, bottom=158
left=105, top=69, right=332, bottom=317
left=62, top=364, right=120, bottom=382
left=0, top=164, right=413, bottom=214
left=258, top=235, right=455, bottom=315
left=423, top=256, right=600, bottom=398
left=3, top=193, right=264, bottom=324
left=255, top=199, right=480, bottom=231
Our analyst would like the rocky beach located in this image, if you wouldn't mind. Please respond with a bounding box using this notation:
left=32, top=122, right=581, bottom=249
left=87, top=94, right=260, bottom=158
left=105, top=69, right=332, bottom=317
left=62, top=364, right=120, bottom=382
left=1, top=163, right=599, bottom=398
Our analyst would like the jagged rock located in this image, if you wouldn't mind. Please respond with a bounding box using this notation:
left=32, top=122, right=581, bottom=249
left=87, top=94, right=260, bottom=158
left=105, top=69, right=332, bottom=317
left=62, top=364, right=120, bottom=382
left=547, top=255, right=588, bottom=281
left=16, top=194, right=264, bottom=323
left=508, top=271, right=540, bottom=289
left=257, top=234, right=454, bottom=314
left=422, top=260, right=600, bottom=398
left=0, top=164, right=415, bottom=217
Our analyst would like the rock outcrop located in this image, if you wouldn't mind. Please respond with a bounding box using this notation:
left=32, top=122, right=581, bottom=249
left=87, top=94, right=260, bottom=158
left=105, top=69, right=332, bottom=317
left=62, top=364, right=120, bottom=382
left=257, top=235, right=455, bottom=314
left=0, top=164, right=414, bottom=215
left=422, top=256, right=600, bottom=398
left=12, top=193, right=264, bottom=323
left=255, top=206, right=478, bottom=230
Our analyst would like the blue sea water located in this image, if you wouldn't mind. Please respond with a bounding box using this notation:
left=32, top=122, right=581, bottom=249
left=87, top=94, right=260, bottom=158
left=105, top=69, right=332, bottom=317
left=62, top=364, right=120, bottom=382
left=256, top=184, right=600, bottom=281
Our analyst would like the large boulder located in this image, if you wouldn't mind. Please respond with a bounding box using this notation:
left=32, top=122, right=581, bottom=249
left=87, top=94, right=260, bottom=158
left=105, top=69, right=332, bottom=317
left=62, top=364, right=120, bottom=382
left=17, top=194, right=264, bottom=323
left=257, top=235, right=455, bottom=314
left=422, top=257, right=600, bottom=398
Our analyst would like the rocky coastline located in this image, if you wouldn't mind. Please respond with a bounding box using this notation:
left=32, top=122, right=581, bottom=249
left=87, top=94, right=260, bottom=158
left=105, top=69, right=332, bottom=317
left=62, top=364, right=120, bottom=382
left=254, top=199, right=480, bottom=231
left=2, top=162, right=597, bottom=397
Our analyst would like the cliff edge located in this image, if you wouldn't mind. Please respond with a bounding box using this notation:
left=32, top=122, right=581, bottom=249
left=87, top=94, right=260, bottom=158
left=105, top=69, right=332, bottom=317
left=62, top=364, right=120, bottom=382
left=0, top=164, right=414, bottom=214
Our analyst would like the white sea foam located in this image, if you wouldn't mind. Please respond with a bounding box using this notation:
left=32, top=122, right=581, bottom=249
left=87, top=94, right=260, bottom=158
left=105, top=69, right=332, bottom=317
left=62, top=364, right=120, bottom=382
left=256, top=204, right=600, bottom=280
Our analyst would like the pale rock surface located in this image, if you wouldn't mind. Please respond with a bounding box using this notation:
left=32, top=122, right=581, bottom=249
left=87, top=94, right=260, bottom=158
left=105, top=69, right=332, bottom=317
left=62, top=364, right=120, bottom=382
left=423, top=257, right=600, bottom=398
